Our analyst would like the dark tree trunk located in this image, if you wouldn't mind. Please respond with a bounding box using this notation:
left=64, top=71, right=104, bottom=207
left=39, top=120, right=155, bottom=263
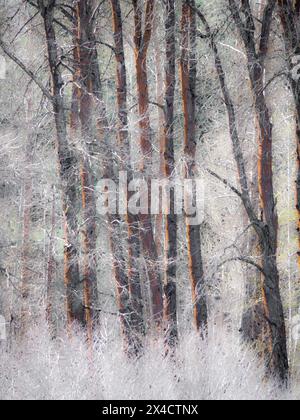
left=132, top=0, right=164, bottom=328
left=180, top=0, right=207, bottom=334
left=75, top=0, right=99, bottom=344
left=163, top=0, right=178, bottom=348
left=191, top=0, right=289, bottom=383
left=20, top=98, right=34, bottom=335
left=38, top=0, right=85, bottom=327
left=228, top=0, right=288, bottom=382
left=46, top=187, right=56, bottom=331
left=110, top=0, right=144, bottom=340
left=153, top=13, right=165, bottom=260
left=279, top=0, right=300, bottom=291
left=75, top=0, right=142, bottom=354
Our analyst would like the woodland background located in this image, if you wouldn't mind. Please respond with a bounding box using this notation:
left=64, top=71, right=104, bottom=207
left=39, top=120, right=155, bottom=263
left=0, top=0, right=300, bottom=400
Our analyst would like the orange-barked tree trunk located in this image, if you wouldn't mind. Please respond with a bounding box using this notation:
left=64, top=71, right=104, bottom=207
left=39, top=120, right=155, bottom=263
left=190, top=0, right=288, bottom=382
left=228, top=0, right=288, bottom=383
left=132, top=0, right=163, bottom=328
left=180, top=0, right=208, bottom=334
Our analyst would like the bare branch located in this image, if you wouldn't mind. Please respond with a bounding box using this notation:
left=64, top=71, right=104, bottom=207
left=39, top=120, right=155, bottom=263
left=217, top=257, right=265, bottom=276
left=207, top=168, right=243, bottom=199
left=0, top=39, right=53, bottom=102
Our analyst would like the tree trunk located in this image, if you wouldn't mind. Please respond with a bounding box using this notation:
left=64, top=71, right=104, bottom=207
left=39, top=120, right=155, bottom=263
left=180, top=0, right=208, bottom=334
left=132, top=0, right=163, bottom=328
left=279, top=0, right=300, bottom=291
left=230, top=0, right=288, bottom=382
left=46, top=186, right=56, bottom=331
left=189, top=0, right=289, bottom=382
left=75, top=0, right=142, bottom=354
left=38, top=0, right=84, bottom=327
left=240, top=4, right=267, bottom=347
left=196, top=0, right=289, bottom=382
left=163, top=0, right=178, bottom=348
left=20, top=98, right=33, bottom=335
left=110, top=0, right=144, bottom=340
left=75, top=0, right=100, bottom=344
left=153, top=11, right=165, bottom=259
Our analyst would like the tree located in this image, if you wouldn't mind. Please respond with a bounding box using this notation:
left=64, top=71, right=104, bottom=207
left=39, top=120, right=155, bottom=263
left=228, top=0, right=288, bottom=381
left=163, top=0, right=178, bottom=348
left=46, top=186, right=56, bottom=330
left=180, top=0, right=208, bottom=334
left=153, top=8, right=165, bottom=260
left=73, top=0, right=142, bottom=353
left=191, top=1, right=289, bottom=382
left=37, top=0, right=85, bottom=327
left=74, top=0, right=100, bottom=344
left=20, top=97, right=34, bottom=335
left=279, top=0, right=300, bottom=276
left=132, top=0, right=163, bottom=328
left=110, top=0, right=144, bottom=341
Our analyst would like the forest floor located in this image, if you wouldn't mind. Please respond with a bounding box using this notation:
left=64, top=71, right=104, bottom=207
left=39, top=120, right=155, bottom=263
left=0, top=321, right=298, bottom=400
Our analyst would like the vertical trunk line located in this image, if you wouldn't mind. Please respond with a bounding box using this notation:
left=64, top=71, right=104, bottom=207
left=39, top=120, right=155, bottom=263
left=39, top=0, right=85, bottom=330
left=111, top=0, right=145, bottom=345
left=132, top=0, right=163, bottom=329
left=163, top=0, right=178, bottom=349
left=20, top=98, right=33, bottom=335
left=180, top=0, right=208, bottom=335
left=46, top=186, right=56, bottom=332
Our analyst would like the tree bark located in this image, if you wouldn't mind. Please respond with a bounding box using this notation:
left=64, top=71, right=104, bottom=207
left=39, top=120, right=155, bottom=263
left=163, top=0, right=178, bottom=348
left=132, top=0, right=163, bottom=328
left=228, top=0, right=288, bottom=382
left=20, top=98, right=34, bottom=335
left=75, top=0, right=100, bottom=344
left=110, top=0, right=144, bottom=341
left=192, top=0, right=289, bottom=382
left=180, top=0, right=208, bottom=334
left=279, top=0, right=300, bottom=288
left=75, top=0, right=142, bottom=354
left=240, top=4, right=268, bottom=348
left=153, top=11, right=165, bottom=259
left=38, top=0, right=84, bottom=327
left=46, top=186, right=56, bottom=331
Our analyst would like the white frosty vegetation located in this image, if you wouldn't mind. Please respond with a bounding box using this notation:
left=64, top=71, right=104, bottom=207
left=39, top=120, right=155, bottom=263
left=0, top=320, right=294, bottom=400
